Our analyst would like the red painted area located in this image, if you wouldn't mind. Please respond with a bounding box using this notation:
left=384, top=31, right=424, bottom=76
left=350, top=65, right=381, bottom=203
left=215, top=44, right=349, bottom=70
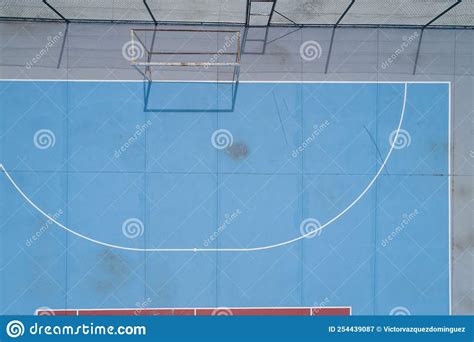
left=147, top=309, right=195, bottom=316
left=310, top=307, right=351, bottom=316
left=79, top=309, right=138, bottom=316
left=196, top=308, right=311, bottom=316
left=36, top=310, right=77, bottom=316
left=42, top=307, right=351, bottom=316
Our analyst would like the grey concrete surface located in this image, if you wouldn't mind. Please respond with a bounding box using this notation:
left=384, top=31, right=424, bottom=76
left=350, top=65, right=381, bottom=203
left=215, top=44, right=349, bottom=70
left=1, top=0, right=473, bottom=26
left=0, top=21, right=472, bottom=314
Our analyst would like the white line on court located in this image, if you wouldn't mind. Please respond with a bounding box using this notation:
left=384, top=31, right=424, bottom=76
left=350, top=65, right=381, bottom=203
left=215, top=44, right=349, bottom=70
left=0, top=83, right=408, bottom=252
left=0, top=79, right=450, bottom=84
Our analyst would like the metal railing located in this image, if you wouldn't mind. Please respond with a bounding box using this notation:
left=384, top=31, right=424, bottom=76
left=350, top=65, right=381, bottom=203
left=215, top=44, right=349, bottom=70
left=1, top=0, right=472, bottom=29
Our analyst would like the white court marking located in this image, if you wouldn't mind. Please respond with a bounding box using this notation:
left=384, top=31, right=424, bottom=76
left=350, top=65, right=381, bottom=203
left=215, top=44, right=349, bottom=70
left=0, top=83, right=408, bottom=252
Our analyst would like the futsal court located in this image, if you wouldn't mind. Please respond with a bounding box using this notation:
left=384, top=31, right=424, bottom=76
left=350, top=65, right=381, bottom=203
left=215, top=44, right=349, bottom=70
left=0, top=0, right=472, bottom=317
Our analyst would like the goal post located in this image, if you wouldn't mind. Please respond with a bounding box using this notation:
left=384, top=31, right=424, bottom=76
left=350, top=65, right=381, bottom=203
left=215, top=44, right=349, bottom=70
left=125, top=28, right=242, bottom=112
left=128, top=28, right=241, bottom=83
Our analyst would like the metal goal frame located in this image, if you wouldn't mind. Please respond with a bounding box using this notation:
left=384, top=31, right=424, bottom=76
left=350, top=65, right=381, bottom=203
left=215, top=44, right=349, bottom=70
left=129, top=28, right=241, bottom=83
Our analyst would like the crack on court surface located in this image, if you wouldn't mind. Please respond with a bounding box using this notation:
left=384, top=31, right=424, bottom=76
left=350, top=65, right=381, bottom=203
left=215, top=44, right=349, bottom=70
left=0, top=83, right=408, bottom=253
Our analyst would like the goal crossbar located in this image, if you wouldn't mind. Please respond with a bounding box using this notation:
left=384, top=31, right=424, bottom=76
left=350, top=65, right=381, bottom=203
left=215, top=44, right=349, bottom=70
left=129, top=28, right=241, bottom=82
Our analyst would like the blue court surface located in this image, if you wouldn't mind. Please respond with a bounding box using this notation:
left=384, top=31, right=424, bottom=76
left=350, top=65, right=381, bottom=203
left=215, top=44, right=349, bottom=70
left=0, top=80, right=450, bottom=315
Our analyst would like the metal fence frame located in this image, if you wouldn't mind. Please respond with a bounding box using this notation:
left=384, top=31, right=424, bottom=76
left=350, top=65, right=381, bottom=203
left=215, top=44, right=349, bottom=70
left=1, top=0, right=471, bottom=29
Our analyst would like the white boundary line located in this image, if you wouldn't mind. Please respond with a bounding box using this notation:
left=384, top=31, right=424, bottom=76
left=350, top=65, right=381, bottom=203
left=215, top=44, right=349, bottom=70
left=0, top=79, right=451, bottom=84
left=2, top=80, right=452, bottom=313
left=0, top=84, right=408, bottom=252
left=35, top=306, right=352, bottom=315
left=448, top=82, right=452, bottom=315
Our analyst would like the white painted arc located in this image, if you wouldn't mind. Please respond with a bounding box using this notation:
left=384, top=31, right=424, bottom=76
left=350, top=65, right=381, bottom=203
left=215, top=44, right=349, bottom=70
left=0, top=83, right=408, bottom=252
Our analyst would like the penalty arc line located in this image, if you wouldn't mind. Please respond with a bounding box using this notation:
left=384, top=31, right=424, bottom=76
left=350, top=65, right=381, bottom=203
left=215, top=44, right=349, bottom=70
left=0, top=83, right=408, bottom=253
